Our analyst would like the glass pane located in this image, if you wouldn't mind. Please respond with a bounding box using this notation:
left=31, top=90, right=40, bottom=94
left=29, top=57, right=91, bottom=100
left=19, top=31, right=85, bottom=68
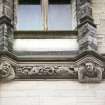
left=48, top=5, right=72, bottom=30
left=17, top=5, right=43, bottom=30
left=14, top=39, right=79, bottom=51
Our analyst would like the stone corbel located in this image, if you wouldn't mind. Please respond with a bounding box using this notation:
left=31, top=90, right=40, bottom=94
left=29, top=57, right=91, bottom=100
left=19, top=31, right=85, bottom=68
left=78, top=61, right=104, bottom=83
left=0, top=61, right=15, bottom=81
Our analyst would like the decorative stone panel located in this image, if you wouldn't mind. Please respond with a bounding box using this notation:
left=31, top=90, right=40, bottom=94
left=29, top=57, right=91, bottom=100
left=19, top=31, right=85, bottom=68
left=15, top=63, right=78, bottom=79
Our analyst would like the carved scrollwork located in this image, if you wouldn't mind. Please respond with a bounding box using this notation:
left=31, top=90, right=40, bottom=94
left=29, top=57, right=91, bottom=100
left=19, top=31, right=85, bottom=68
left=0, top=61, right=15, bottom=81
left=78, top=62, right=103, bottom=83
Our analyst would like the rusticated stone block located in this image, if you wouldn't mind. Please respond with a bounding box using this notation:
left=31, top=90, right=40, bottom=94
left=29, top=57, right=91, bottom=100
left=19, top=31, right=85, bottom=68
left=0, top=0, right=16, bottom=52
left=78, top=3, right=92, bottom=22
left=78, top=22, right=97, bottom=52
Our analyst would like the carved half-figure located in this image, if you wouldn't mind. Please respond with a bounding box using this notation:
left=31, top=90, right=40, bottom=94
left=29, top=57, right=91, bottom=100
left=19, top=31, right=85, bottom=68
left=78, top=62, right=103, bottom=83
left=0, top=61, right=15, bottom=81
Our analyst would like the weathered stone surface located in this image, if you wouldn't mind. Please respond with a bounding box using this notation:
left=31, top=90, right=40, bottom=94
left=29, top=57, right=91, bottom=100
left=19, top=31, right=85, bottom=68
left=15, top=64, right=77, bottom=79
left=78, top=3, right=92, bottom=23
left=77, top=0, right=97, bottom=52
left=0, top=61, right=15, bottom=81
left=2, top=81, right=105, bottom=105
left=78, top=61, right=103, bottom=83
left=0, top=52, right=104, bottom=83
left=0, top=0, right=104, bottom=84
left=78, top=23, right=97, bottom=52
left=0, top=0, right=15, bottom=52
left=92, top=0, right=105, bottom=54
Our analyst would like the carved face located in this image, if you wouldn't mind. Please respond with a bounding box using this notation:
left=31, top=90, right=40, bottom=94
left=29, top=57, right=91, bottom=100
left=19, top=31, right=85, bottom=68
left=2, top=63, right=10, bottom=70
left=85, top=62, right=94, bottom=72
left=0, top=62, right=11, bottom=78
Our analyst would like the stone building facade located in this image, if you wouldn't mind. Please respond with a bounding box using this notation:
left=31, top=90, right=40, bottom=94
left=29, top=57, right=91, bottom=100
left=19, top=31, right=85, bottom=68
left=0, top=0, right=105, bottom=105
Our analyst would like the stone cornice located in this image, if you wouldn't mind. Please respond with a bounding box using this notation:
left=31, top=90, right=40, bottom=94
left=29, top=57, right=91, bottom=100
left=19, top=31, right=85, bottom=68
left=0, top=50, right=105, bottom=62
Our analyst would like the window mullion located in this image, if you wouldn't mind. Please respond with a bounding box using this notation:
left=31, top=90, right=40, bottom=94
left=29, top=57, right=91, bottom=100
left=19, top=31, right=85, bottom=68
left=41, top=0, right=48, bottom=31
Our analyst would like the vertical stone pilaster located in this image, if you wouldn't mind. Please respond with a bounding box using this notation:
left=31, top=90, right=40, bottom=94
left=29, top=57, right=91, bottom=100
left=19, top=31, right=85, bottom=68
left=77, top=0, right=97, bottom=53
left=0, top=0, right=16, bottom=52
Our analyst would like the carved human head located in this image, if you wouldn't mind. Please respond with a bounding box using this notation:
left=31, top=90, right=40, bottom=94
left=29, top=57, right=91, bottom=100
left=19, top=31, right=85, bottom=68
left=0, top=61, right=11, bottom=78
left=85, top=62, right=94, bottom=72
left=1, top=61, right=11, bottom=70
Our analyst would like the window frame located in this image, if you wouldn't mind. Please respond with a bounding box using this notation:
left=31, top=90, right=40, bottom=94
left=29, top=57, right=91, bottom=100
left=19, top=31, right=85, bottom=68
left=17, top=0, right=77, bottom=31
left=14, top=0, right=78, bottom=54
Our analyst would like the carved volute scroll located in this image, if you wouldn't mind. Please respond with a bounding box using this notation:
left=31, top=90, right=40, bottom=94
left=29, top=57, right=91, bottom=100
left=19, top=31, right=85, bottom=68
left=0, top=61, right=15, bottom=81
left=78, top=61, right=103, bottom=83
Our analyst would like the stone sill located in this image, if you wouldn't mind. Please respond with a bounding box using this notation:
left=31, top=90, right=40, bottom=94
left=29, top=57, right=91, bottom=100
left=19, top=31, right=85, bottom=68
left=14, top=30, right=77, bottom=39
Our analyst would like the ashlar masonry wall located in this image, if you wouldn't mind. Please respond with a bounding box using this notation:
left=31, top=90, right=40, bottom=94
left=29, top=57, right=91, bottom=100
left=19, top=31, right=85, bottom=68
left=1, top=81, right=105, bottom=105
left=92, top=0, right=105, bottom=54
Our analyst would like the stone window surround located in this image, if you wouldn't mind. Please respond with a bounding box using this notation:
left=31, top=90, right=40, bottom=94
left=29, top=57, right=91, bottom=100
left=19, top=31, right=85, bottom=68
left=14, top=0, right=77, bottom=53
left=0, top=0, right=105, bottom=83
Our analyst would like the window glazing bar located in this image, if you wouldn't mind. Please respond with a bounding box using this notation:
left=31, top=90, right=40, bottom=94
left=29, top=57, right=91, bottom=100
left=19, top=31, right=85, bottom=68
left=41, top=0, right=48, bottom=31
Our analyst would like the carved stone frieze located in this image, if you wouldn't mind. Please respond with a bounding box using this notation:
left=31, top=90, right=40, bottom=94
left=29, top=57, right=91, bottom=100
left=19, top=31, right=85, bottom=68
left=15, top=65, right=78, bottom=79
left=78, top=61, right=104, bottom=83
left=0, top=52, right=105, bottom=83
left=0, top=61, right=15, bottom=81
